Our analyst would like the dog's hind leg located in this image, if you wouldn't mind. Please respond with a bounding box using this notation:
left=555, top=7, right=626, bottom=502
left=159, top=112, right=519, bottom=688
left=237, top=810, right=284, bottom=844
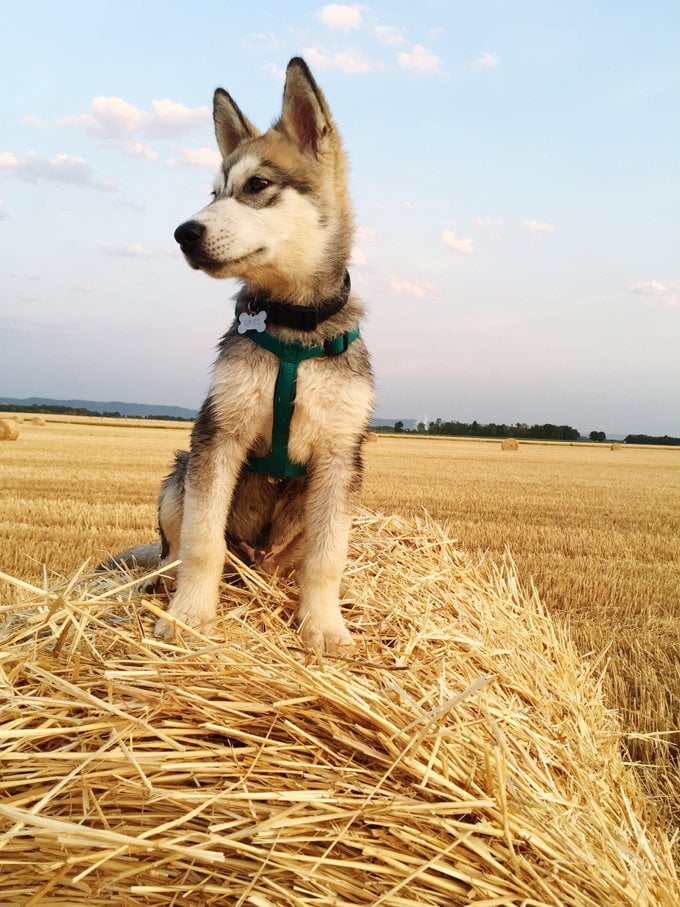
left=97, top=454, right=188, bottom=583
left=153, top=450, right=188, bottom=590
left=132, top=451, right=187, bottom=593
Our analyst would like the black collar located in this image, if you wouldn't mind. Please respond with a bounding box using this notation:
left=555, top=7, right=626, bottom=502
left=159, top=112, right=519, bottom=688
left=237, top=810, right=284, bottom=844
left=239, top=271, right=351, bottom=332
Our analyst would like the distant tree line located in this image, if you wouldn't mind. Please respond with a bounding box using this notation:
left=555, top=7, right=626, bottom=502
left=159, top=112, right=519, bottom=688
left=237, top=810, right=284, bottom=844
left=0, top=403, right=192, bottom=422
left=624, top=434, right=680, bottom=446
left=388, top=419, right=680, bottom=446
left=405, top=419, right=581, bottom=442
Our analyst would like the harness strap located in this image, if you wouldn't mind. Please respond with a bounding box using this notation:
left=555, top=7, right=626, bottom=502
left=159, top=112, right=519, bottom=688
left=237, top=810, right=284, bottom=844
left=245, top=327, right=360, bottom=479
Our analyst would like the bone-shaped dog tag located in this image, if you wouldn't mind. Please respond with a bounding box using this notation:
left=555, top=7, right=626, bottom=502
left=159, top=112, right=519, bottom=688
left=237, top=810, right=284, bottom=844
left=238, top=311, right=267, bottom=334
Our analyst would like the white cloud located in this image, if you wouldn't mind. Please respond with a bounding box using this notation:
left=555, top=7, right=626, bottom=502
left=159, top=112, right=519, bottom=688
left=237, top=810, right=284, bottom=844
left=389, top=275, right=436, bottom=299
left=476, top=217, right=503, bottom=230
left=355, top=226, right=377, bottom=243
left=0, top=150, right=113, bottom=190
left=351, top=246, right=367, bottom=266
left=397, top=44, right=444, bottom=75
left=476, top=217, right=503, bottom=240
left=473, top=50, right=501, bottom=70
left=522, top=219, right=556, bottom=234
left=630, top=280, right=680, bottom=308
left=101, top=243, right=151, bottom=258
left=64, top=97, right=143, bottom=137
left=441, top=229, right=474, bottom=255
left=303, top=45, right=373, bottom=74
left=318, top=4, right=363, bottom=30
left=631, top=279, right=668, bottom=295
left=167, top=146, right=222, bottom=169
left=244, top=32, right=283, bottom=50
left=373, top=25, right=406, bottom=47
left=263, top=61, right=286, bottom=83
left=145, top=99, right=209, bottom=138
left=122, top=141, right=159, bottom=161
left=61, top=95, right=209, bottom=158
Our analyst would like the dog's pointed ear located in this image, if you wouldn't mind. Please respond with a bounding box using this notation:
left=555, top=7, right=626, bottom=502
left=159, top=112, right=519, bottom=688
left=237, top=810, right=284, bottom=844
left=278, top=57, right=333, bottom=155
left=213, top=88, right=259, bottom=160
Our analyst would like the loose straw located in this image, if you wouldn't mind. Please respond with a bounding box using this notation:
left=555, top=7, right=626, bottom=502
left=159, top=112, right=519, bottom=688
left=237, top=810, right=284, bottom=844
left=0, top=510, right=677, bottom=905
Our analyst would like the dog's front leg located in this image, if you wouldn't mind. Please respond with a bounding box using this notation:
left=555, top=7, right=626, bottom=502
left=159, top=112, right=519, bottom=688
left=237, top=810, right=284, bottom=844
left=296, top=449, right=356, bottom=653
left=154, top=434, right=246, bottom=640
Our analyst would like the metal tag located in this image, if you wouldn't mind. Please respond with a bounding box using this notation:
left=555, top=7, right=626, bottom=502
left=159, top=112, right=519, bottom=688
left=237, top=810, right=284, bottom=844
left=238, top=311, right=267, bottom=334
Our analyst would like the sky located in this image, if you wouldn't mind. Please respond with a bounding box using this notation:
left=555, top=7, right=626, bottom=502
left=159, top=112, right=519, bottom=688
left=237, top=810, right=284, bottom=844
left=1, top=1, right=679, bottom=436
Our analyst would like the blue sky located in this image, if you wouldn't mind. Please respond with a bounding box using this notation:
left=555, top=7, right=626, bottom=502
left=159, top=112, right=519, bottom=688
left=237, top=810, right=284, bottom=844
left=1, top=1, right=679, bottom=435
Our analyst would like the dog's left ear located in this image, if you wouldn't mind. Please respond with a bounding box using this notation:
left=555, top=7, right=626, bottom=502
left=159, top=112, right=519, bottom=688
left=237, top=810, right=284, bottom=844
left=279, top=57, right=333, bottom=155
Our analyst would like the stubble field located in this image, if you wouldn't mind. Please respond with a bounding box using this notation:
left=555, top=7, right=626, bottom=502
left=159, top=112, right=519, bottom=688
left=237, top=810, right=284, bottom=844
left=1, top=416, right=679, bottom=834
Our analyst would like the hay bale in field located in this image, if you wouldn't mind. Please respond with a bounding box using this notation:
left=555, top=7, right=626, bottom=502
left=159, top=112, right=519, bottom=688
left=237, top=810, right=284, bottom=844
left=0, top=511, right=677, bottom=905
left=29, top=415, right=46, bottom=425
left=12, top=414, right=23, bottom=423
left=364, top=431, right=379, bottom=442
left=501, top=437, right=519, bottom=451
left=0, top=419, right=20, bottom=440
left=611, top=443, right=622, bottom=450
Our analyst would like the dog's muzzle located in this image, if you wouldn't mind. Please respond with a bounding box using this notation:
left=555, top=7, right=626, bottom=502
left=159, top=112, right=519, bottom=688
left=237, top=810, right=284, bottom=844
left=174, top=220, right=217, bottom=270
left=174, top=220, right=205, bottom=255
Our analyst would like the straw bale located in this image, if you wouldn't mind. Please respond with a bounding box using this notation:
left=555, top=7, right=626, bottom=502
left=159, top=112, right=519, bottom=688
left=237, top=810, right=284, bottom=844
left=30, top=415, right=46, bottom=425
left=501, top=437, right=519, bottom=451
left=365, top=431, right=379, bottom=443
left=0, top=419, right=20, bottom=441
left=611, top=443, right=622, bottom=451
left=0, top=510, right=677, bottom=905
left=12, top=414, right=24, bottom=423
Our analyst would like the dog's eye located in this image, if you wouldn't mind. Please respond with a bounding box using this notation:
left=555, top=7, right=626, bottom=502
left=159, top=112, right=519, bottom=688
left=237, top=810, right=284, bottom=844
left=244, top=176, right=270, bottom=194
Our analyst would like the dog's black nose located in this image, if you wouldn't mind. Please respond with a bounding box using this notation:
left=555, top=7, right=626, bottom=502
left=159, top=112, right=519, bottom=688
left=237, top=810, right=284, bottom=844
left=174, top=220, right=205, bottom=247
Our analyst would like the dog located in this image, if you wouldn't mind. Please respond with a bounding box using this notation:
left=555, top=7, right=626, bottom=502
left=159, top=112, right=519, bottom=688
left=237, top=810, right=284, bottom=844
left=144, top=58, right=374, bottom=651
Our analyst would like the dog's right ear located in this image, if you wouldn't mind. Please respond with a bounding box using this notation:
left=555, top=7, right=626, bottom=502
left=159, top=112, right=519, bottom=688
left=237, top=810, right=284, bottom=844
left=213, top=88, right=260, bottom=160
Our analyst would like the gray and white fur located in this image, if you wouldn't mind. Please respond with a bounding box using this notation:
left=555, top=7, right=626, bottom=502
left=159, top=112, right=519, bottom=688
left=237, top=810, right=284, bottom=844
left=145, top=58, right=374, bottom=651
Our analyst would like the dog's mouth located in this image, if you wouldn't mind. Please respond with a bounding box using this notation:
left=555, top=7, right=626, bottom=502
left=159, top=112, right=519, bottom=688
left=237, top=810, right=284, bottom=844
left=183, top=247, right=266, bottom=273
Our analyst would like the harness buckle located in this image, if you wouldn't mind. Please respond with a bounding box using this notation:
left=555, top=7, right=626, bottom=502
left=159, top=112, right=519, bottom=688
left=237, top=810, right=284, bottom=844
left=324, top=332, right=349, bottom=357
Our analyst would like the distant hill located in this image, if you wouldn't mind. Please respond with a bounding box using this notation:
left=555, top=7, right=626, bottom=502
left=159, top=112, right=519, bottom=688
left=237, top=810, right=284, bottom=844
left=1, top=398, right=415, bottom=428
left=0, top=396, right=198, bottom=420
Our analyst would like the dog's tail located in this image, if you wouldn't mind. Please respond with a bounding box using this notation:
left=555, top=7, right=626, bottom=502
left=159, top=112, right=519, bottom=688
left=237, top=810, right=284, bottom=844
left=97, top=542, right=162, bottom=573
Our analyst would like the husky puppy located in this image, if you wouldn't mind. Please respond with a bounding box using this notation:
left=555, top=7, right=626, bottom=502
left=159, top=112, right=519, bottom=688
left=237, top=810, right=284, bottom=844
left=153, top=58, right=374, bottom=651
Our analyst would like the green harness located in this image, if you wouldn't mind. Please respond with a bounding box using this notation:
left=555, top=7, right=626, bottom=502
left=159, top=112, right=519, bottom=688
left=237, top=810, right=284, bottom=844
left=244, top=327, right=360, bottom=479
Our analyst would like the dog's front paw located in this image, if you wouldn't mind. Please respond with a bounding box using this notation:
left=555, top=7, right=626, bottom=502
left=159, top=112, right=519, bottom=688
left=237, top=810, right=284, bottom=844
left=153, top=590, right=218, bottom=640
left=298, top=613, right=352, bottom=654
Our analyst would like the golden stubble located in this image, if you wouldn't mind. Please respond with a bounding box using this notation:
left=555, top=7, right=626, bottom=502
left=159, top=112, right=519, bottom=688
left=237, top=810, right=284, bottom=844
left=1, top=418, right=679, bottom=838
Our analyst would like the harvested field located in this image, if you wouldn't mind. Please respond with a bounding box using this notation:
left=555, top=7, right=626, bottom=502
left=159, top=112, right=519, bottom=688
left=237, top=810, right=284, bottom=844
left=0, top=513, right=677, bottom=904
left=1, top=417, right=679, bottom=883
